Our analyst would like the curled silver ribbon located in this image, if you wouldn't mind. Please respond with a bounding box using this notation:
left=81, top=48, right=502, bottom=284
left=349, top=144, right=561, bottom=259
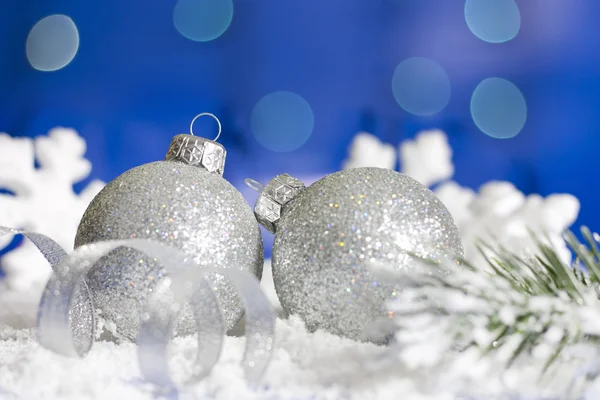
left=0, top=226, right=275, bottom=390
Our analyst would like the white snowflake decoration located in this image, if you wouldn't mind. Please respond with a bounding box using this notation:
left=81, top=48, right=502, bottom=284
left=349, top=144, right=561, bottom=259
left=399, top=129, right=454, bottom=187
left=0, top=128, right=104, bottom=328
left=445, top=182, right=580, bottom=266
left=343, top=130, right=580, bottom=265
left=342, top=132, right=396, bottom=170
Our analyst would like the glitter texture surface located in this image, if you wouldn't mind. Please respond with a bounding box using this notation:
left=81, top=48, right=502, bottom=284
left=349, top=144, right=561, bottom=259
left=269, top=167, right=463, bottom=341
left=75, top=161, right=263, bottom=340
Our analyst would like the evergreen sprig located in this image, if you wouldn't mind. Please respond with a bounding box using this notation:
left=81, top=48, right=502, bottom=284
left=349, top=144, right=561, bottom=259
left=382, top=227, right=600, bottom=379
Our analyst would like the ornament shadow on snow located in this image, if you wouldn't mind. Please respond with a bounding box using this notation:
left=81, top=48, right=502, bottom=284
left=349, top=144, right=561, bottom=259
left=246, top=168, right=463, bottom=342
left=0, top=225, right=275, bottom=392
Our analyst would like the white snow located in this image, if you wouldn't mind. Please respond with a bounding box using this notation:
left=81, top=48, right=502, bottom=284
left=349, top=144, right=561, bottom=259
left=0, top=257, right=583, bottom=400
left=0, top=315, right=578, bottom=400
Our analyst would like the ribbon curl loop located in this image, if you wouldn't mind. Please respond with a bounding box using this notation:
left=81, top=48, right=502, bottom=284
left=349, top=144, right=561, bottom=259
left=0, top=226, right=276, bottom=390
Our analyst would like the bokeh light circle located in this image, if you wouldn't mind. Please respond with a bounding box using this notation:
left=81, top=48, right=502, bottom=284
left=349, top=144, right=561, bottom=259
left=465, top=0, right=520, bottom=43
left=251, top=91, right=315, bottom=152
left=392, top=57, right=451, bottom=117
left=26, top=15, right=79, bottom=72
left=471, top=78, right=527, bottom=139
left=173, top=0, right=233, bottom=42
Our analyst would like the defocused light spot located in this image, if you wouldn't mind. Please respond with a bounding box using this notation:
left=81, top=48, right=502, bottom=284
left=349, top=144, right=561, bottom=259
left=465, top=0, right=520, bottom=43
left=392, top=57, right=451, bottom=117
left=173, top=0, right=233, bottom=42
left=471, top=78, right=527, bottom=139
left=26, top=15, right=79, bottom=72
left=251, top=91, right=315, bottom=152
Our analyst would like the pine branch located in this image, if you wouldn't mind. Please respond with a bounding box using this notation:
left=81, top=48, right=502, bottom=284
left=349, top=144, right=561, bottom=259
left=380, top=227, right=600, bottom=384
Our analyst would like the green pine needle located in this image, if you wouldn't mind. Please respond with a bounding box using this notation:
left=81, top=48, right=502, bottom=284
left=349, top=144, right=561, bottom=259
left=386, top=226, right=600, bottom=377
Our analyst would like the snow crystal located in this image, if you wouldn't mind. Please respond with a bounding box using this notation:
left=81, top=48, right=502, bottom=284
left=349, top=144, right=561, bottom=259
left=399, top=130, right=454, bottom=187
left=544, top=326, right=564, bottom=345
left=343, top=132, right=396, bottom=170
left=499, top=306, right=517, bottom=326
left=0, top=128, right=104, bottom=327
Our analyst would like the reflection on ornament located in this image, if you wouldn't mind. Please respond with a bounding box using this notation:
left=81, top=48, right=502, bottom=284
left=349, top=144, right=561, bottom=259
left=75, top=114, right=264, bottom=340
left=248, top=167, right=463, bottom=342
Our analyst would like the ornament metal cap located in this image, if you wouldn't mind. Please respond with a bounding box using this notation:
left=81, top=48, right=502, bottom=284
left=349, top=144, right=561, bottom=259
left=165, top=112, right=226, bottom=175
left=245, top=174, right=306, bottom=234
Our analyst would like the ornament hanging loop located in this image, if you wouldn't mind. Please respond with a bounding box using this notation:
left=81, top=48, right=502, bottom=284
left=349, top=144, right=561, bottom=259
left=245, top=178, right=265, bottom=193
left=166, top=113, right=227, bottom=174
left=190, top=112, right=222, bottom=141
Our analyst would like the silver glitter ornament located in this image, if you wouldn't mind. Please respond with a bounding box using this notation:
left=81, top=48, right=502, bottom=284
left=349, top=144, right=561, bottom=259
left=75, top=113, right=263, bottom=341
left=248, top=167, right=463, bottom=342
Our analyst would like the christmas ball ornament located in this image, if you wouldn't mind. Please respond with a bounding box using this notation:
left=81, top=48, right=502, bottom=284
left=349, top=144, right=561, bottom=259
left=247, top=167, right=462, bottom=342
left=76, top=113, right=263, bottom=340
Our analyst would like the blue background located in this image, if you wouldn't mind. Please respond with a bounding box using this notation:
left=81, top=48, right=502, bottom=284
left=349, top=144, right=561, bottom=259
left=0, top=0, right=598, bottom=259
